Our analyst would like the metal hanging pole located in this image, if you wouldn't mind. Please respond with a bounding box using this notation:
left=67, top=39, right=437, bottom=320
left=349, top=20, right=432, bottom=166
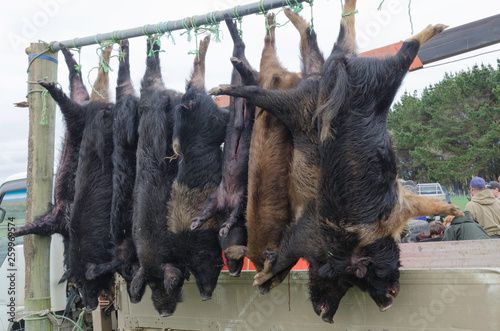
left=49, top=0, right=309, bottom=51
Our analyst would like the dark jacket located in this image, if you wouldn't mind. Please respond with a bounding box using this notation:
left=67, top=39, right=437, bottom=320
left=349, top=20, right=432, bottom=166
left=442, top=211, right=491, bottom=241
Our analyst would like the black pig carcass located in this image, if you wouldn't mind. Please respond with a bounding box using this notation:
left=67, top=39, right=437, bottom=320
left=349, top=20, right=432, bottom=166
left=166, top=36, right=229, bottom=303
left=15, top=43, right=92, bottom=272
left=85, top=39, right=141, bottom=300
left=39, top=44, right=116, bottom=310
left=190, top=16, right=257, bottom=276
left=128, top=36, right=184, bottom=316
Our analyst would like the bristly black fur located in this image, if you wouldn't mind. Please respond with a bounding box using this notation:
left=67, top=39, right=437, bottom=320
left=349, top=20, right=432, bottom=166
left=15, top=44, right=90, bottom=272
left=129, top=36, right=183, bottom=314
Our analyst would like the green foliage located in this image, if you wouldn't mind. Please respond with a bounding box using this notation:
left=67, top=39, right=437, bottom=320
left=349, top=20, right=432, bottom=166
left=388, top=61, right=500, bottom=190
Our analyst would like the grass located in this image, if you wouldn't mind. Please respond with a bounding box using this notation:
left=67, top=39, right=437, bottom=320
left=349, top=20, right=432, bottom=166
left=450, top=196, right=469, bottom=211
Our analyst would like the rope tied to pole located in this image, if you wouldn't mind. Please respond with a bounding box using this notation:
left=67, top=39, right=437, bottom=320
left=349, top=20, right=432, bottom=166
left=204, top=11, right=222, bottom=43
left=233, top=5, right=244, bottom=37
left=286, top=0, right=304, bottom=14
left=340, top=0, right=358, bottom=25
left=87, top=41, right=118, bottom=99
left=160, top=21, right=176, bottom=45
left=26, top=79, right=60, bottom=126
left=26, top=42, right=53, bottom=73
left=307, top=0, right=315, bottom=33
left=257, top=0, right=268, bottom=16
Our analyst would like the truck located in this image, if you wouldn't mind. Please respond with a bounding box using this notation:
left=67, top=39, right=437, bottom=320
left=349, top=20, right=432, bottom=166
left=0, top=173, right=67, bottom=331
left=3, top=172, right=500, bottom=330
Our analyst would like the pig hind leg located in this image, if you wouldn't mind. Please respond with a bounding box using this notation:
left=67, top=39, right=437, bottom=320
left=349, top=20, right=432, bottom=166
left=89, top=44, right=112, bottom=102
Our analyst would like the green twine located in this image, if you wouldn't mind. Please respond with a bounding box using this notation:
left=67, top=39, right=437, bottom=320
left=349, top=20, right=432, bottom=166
left=182, top=14, right=223, bottom=60
left=159, top=21, right=176, bottom=45
left=204, top=11, right=222, bottom=43
left=286, top=0, right=304, bottom=14
left=377, top=0, right=385, bottom=10
left=408, top=0, right=414, bottom=34
left=87, top=41, right=117, bottom=100
left=257, top=0, right=267, bottom=16
left=181, top=16, right=199, bottom=59
left=26, top=46, right=52, bottom=73
left=233, top=6, right=244, bottom=37
left=147, top=34, right=166, bottom=57
left=69, top=46, right=83, bottom=73
left=340, top=0, right=358, bottom=24
left=48, top=311, right=85, bottom=331
left=26, top=79, right=61, bottom=126
left=308, top=0, right=315, bottom=33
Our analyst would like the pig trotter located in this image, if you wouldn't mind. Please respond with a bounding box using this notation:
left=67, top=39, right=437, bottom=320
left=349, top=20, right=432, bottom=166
left=190, top=216, right=207, bottom=230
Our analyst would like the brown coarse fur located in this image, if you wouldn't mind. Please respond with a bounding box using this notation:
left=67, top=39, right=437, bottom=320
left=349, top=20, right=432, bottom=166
left=245, top=13, right=301, bottom=273
left=89, top=44, right=112, bottom=102
left=168, top=181, right=218, bottom=234
left=343, top=183, right=464, bottom=247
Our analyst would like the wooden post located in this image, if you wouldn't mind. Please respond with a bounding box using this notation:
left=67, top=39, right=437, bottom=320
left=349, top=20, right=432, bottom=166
left=24, top=42, right=58, bottom=331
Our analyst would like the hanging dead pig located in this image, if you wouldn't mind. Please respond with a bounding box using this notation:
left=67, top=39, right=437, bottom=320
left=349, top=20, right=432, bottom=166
left=190, top=16, right=258, bottom=276
left=15, top=43, right=91, bottom=272
left=166, top=36, right=229, bottom=303
left=128, top=36, right=185, bottom=316
left=38, top=44, right=116, bottom=310
left=85, top=39, right=141, bottom=301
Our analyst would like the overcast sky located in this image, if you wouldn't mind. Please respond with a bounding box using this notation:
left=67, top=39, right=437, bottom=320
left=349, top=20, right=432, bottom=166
left=1, top=0, right=499, bottom=183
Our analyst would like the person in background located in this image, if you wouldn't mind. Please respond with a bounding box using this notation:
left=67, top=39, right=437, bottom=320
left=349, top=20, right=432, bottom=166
left=464, top=177, right=500, bottom=239
left=419, top=220, right=445, bottom=242
left=487, top=181, right=500, bottom=199
left=442, top=211, right=491, bottom=241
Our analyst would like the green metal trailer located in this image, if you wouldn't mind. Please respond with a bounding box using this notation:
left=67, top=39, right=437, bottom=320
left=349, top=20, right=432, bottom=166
left=109, top=240, right=500, bottom=330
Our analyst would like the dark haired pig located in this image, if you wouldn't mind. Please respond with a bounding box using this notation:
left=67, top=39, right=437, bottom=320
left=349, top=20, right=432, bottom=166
left=15, top=43, right=91, bottom=272
left=128, top=36, right=185, bottom=316
left=167, top=36, right=228, bottom=302
left=39, top=44, right=116, bottom=310
left=190, top=17, right=257, bottom=276
left=85, top=39, right=141, bottom=301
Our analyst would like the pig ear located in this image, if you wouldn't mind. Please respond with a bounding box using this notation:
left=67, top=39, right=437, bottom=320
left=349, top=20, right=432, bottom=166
left=58, top=269, right=72, bottom=283
left=163, top=264, right=183, bottom=294
left=349, top=257, right=372, bottom=278
left=129, top=267, right=146, bottom=300
left=318, top=263, right=336, bottom=278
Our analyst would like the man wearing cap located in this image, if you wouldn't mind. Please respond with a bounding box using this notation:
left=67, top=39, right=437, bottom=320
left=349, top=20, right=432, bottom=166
left=487, top=181, right=500, bottom=199
left=465, top=177, right=500, bottom=239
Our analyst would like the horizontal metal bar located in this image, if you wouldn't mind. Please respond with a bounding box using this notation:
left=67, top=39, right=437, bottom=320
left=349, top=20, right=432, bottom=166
left=50, top=0, right=309, bottom=51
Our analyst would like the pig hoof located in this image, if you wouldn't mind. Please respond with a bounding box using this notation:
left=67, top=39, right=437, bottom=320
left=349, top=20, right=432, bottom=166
left=433, top=24, right=449, bottom=34
left=190, top=219, right=203, bottom=230
left=253, top=272, right=272, bottom=286
left=219, top=227, right=229, bottom=237
left=207, top=87, right=221, bottom=95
